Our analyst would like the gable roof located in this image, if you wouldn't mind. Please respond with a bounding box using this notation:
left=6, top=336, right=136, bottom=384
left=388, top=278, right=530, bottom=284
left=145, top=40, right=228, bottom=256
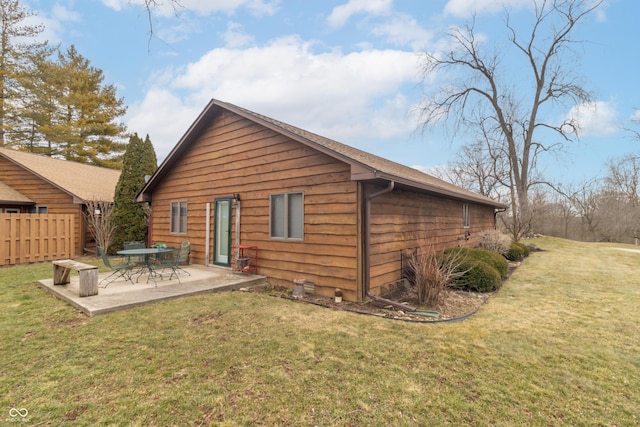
left=0, top=147, right=121, bottom=203
left=139, top=99, right=506, bottom=209
left=0, top=181, right=34, bottom=205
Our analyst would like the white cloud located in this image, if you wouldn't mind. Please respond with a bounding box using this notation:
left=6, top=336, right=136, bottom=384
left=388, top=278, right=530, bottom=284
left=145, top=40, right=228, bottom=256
left=443, top=0, right=530, bottom=18
left=327, top=0, right=393, bottom=28
left=221, top=22, right=255, bottom=48
left=22, top=4, right=81, bottom=45
left=566, top=101, right=619, bottom=138
left=371, top=13, right=434, bottom=51
left=127, top=36, right=422, bottom=160
left=100, top=0, right=279, bottom=17
left=126, top=89, right=203, bottom=159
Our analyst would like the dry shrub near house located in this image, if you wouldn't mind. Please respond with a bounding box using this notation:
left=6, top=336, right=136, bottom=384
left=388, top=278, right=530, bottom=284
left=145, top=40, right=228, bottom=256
left=408, top=244, right=467, bottom=306
left=478, top=229, right=511, bottom=255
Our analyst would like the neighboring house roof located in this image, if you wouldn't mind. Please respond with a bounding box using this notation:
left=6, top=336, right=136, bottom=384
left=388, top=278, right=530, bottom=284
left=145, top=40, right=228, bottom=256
left=0, top=147, right=121, bottom=203
left=140, top=99, right=507, bottom=209
left=0, top=181, right=34, bottom=205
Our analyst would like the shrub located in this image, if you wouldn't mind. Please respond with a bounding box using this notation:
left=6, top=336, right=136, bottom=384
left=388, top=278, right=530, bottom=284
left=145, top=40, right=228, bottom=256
left=445, top=247, right=508, bottom=279
left=407, top=245, right=467, bottom=306
left=443, top=248, right=503, bottom=293
left=478, top=229, right=511, bottom=255
left=450, top=257, right=502, bottom=293
left=505, top=242, right=529, bottom=261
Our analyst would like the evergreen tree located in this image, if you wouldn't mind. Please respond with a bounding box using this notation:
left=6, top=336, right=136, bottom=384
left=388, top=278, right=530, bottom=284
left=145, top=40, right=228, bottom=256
left=111, top=133, right=158, bottom=250
left=9, top=50, right=59, bottom=155
left=44, top=45, right=128, bottom=168
left=0, top=0, right=55, bottom=146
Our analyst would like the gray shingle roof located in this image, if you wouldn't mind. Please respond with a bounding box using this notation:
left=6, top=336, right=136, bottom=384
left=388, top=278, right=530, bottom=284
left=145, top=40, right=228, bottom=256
left=0, top=147, right=121, bottom=203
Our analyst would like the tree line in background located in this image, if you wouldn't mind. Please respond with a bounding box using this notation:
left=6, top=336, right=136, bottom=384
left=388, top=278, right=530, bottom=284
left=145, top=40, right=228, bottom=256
left=0, top=0, right=127, bottom=168
left=527, top=153, right=640, bottom=244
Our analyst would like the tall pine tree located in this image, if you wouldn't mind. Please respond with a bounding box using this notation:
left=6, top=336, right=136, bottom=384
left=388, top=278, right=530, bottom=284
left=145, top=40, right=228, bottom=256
left=0, top=0, right=54, bottom=146
left=45, top=45, right=128, bottom=168
left=111, top=133, right=158, bottom=250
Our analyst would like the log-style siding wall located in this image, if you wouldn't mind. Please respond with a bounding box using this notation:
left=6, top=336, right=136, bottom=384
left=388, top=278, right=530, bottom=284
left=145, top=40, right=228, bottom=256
left=0, top=156, right=85, bottom=255
left=149, top=111, right=360, bottom=299
left=368, top=187, right=496, bottom=296
left=148, top=108, right=500, bottom=302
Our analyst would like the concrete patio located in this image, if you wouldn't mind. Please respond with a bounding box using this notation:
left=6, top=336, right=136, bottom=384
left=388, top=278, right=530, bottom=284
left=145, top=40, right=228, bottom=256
left=37, top=264, right=267, bottom=317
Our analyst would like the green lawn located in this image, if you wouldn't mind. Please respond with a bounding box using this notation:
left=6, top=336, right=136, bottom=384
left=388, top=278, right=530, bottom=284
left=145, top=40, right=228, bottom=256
left=1, top=237, right=639, bottom=426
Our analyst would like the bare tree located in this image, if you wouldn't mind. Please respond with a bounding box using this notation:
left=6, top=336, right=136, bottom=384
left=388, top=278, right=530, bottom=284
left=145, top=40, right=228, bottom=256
left=625, top=109, right=640, bottom=141
left=448, top=138, right=509, bottom=200
left=605, top=153, right=640, bottom=207
left=138, top=0, right=183, bottom=44
left=600, top=154, right=640, bottom=242
left=419, top=0, right=602, bottom=240
left=84, top=199, right=117, bottom=252
left=565, top=179, right=604, bottom=241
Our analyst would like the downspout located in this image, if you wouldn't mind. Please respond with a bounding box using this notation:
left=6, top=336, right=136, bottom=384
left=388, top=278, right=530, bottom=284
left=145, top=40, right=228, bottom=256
left=364, top=181, right=416, bottom=312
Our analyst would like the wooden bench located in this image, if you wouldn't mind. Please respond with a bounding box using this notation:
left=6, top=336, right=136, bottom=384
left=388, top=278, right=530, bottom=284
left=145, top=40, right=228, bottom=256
left=53, top=259, right=99, bottom=297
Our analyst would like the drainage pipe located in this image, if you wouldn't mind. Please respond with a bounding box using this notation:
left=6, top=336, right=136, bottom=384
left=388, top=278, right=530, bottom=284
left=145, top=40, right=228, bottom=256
left=363, top=181, right=417, bottom=312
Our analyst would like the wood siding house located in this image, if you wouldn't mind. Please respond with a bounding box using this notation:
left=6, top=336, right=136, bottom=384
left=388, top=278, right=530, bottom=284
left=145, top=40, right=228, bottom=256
left=137, top=99, right=507, bottom=302
left=0, top=147, right=121, bottom=255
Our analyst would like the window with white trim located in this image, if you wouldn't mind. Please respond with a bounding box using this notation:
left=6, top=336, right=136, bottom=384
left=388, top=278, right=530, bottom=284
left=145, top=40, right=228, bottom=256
left=270, top=192, right=304, bottom=240
left=463, top=204, right=470, bottom=228
left=170, top=201, right=187, bottom=234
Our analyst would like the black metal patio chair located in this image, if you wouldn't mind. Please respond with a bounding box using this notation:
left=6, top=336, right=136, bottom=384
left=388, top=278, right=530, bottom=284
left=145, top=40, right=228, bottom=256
left=174, top=241, right=191, bottom=277
left=123, top=240, right=146, bottom=266
left=98, top=247, right=134, bottom=287
left=147, top=247, right=179, bottom=286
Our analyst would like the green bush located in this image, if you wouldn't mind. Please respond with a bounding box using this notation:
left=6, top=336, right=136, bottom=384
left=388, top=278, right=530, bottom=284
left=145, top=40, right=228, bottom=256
left=444, top=247, right=504, bottom=293
left=445, top=247, right=508, bottom=279
left=452, top=258, right=502, bottom=293
left=505, top=242, right=529, bottom=261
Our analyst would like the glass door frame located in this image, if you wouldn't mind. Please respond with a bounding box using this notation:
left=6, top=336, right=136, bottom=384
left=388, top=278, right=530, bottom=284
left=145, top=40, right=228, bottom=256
left=213, top=197, right=232, bottom=266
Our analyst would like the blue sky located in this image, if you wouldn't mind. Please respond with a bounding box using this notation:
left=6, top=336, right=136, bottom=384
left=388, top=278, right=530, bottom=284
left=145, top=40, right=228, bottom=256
left=24, top=0, right=637, bottom=186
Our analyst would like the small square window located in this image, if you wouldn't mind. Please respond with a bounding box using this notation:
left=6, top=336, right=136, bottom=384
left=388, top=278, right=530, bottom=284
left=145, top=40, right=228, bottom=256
left=270, top=192, right=304, bottom=240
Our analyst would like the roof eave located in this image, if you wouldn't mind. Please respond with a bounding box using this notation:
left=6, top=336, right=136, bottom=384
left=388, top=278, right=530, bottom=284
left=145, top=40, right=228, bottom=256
left=137, top=99, right=223, bottom=202
left=361, top=171, right=508, bottom=209
left=137, top=99, right=378, bottom=202
left=0, top=200, right=35, bottom=206
left=136, top=99, right=507, bottom=211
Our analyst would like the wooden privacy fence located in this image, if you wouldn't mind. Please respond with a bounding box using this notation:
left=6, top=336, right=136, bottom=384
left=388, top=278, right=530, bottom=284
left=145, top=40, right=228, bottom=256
left=0, top=213, right=75, bottom=266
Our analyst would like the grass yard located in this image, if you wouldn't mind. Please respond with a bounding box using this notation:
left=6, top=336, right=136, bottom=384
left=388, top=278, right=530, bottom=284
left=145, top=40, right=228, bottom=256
left=1, top=237, right=639, bottom=425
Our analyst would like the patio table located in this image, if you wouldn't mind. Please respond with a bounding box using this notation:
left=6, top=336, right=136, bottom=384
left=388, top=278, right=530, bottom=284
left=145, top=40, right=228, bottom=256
left=117, top=247, right=174, bottom=281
